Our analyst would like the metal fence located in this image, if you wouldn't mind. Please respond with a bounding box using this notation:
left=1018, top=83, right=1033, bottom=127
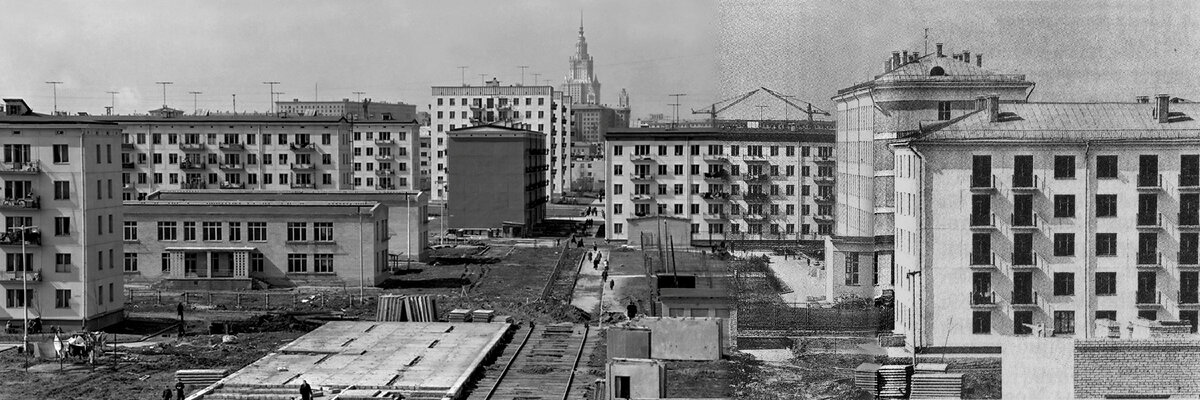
left=125, top=289, right=373, bottom=311
left=737, top=301, right=894, bottom=334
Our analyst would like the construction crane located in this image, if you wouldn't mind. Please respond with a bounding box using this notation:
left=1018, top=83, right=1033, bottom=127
left=691, top=87, right=831, bottom=129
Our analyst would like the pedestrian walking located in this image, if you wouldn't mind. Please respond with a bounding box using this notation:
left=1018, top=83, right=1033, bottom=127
left=162, top=388, right=173, bottom=400
left=300, top=380, right=313, bottom=400
left=609, top=280, right=615, bottom=290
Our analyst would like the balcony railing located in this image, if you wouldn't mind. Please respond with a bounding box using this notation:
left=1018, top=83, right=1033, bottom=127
left=290, top=183, right=317, bottom=189
left=970, top=291, right=997, bottom=307
left=289, top=143, right=316, bottom=152
left=122, top=162, right=136, bottom=169
left=1181, top=175, right=1200, bottom=192
left=0, top=229, right=40, bottom=246
left=290, top=163, right=315, bottom=171
left=701, top=192, right=730, bottom=201
left=1136, top=252, right=1162, bottom=269
left=218, top=163, right=244, bottom=171
left=123, top=184, right=135, bottom=191
left=1012, top=174, right=1039, bottom=191
left=1012, top=251, right=1039, bottom=269
left=181, top=182, right=207, bottom=189
left=0, top=270, right=41, bottom=283
left=702, top=171, right=730, bottom=181
left=630, top=155, right=657, bottom=163
left=179, top=161, right=206, bottom=170
left=744, top=174, right=770, bottom=183
left=814, top=175, right=835, bottom=184
left=813, top=156, right=835, bottom=164
left=219, top=182, right=246, bottom=189
left=179, top=143, right=206, bottom=151
left=743, top=214, right=766, bottom=221
left=970, top=212, right=996, bottom=229
left=1137, top=173, right=1162, bottom=190
left=970, top=251, right=996, bottom=268
left=1137, top=212, right=1163, bottom=229
left=970, top=174, right=997, bottom=192
left=1011, top=290, right=1039, bottom=308
left=703, top=213, right=728, bottom=220
left=376, top=184, right=396, bottom=190
left=374, top=139, right=395, bottom=145
left=742, top=154, right=768, bottom=162
left=375, top=154, right=395, bottom=161
left=121, top=143, right=135, bottom=150
left=702, top=154, right=729, bottom=163
left=1181, top=290, right=1200, bottom=306
left=0, top=195, right=40, bottom=210
left=1136, top=290, right=1162, bottom=307
left=218, top=143, right=245, bottom=151
left=0, top=161, right=40, bottom=174
left=1011, top=212, right=1039, bottom=229
left=744, top=193, right=770, bottom=203
left=1180, top=212, right=1200, bottom=229
left=631, top=194, right=654, bottom=201
left=814, top=214, right=834, bottom=223
left=631, top=174, right=656, bottom=181
left=375, top=169, right=396, bottom=176
left=814, top=194, right=835, bottom=203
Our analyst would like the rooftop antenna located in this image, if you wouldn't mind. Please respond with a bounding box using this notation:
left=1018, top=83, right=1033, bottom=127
left=518, top=66, right=529, bottom=86
left=924, top=28, right=930, bottom=58
left=262, top=81, right=280, bottom=113
left=232, top=94, right=237, bottom=114
left=668, top=93, right=686, bottom=128
left=105, top=91, right=119, bottom=116
left=45, top=81, right=63, bottom=114
left=532, top=73, right=542, bottom=86
left=457, top=66, right=468, bottom=86
left=314, top=83, right=319, bottom=101
left=188, top=91, right=202, bottom=115
left=154, top=81, right=173, bottom=109
left=272, top=92, right=285, bottom=113
left=353, top=91, right=365, bottom=103
left=755, top=105, right=768, bottom=121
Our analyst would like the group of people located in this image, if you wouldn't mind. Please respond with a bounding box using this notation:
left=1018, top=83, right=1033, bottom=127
left=580, top=206, right=601, bottom=217
left=163, top=380, right=327, bottom=400
left=4, top=317, right=49, bottom=335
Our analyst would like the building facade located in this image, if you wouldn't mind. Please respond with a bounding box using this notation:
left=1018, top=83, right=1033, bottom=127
left=893, top=95, right=1200, bottom=349
left=348, top=120, right=421, bottom=191
left=0, top=99, right=125, bottom=329
left=604, top=127, right=835, bottom=247
left=123, top=198, right=389, bottom=289
left=276, top=98, right=418, bottom=122
left=827, top=44, right=1034, bottom=317
left=430, top=80, right=572, bottom=203
left=446, top=125, right=548, bottom=237
left=563, top=20, right=601, bottom=105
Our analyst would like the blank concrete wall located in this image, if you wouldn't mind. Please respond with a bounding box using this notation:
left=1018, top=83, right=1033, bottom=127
left=627, top=317, right=721, bottom=361
left=607, top=328, right=651, bottom=360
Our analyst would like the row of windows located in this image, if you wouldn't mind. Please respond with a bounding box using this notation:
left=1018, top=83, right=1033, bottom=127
left=612, top=203, right=823, bottom=217
left=612, top=144, right=832, bottom=157
left=607, top=222, right=832, bottom=236
left=351, top=147, right=408, bottom=157
left=612, top=183, right=827, bottom=197
left=5, top=288, right=82, bottom=309
left=972, top=154, right=1200, bottom=183
left=2, top=144, right=72, bottom=164
left=613, top=164, right=833, bottom=178
left=138, top=221, right=336, bottom=243
left=435, top=96, right=547, bottom=107
left=125, top=152, right=332, bottom=166
left=127, top=133, right=333, bottom=146
left=970, top=310, right=1199, bottom=335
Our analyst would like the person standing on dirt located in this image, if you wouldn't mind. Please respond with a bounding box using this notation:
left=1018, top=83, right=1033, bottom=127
left=177, top=302, right=185, bottom=337
left=300, top=380, right=313, bottom=400
left=162, top=387, right=173, bottom=400
left=175, top=380, right=185, bottom=400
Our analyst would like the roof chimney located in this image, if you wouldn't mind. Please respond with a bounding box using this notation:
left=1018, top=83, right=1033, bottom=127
left=1156, top=93, right=1171, bottom=123
left=963, top=51, right=971, bottom=63
left=1136, top=96, right=1150, bottom=104
left=892, top=52, right=901, bottom=69
left=912, top=51, right=920, bottom=60
left=976, top=54, right=983, bottom=67
left=901, top=51, right=909, bottom=64
left=987, top=94, right=1000, bottom=122
left=884, top=60, right=893, bottom=73
left=936, top=43, right=944, bottom=57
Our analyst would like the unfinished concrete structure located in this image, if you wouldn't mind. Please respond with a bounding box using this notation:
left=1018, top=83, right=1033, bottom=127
left=606, top=358, right=665, bottom=400
left=622, top=317, right=728, bottom=360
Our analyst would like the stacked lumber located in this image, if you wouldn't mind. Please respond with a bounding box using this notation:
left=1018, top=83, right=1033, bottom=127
left=877, top=364, right=912, bottom=399
left=915, top=363, right=949, bottom=374
left=471, top=309, right=494, bottom=323
left=376, top=294, right=439, bottom=322
left=853, top=363, right=881, bottom=395
left=909, top=373, right=963, bottom=399
left=175, top=369, right=227, bottom=386
left=448, top=309, right=472, bottom=323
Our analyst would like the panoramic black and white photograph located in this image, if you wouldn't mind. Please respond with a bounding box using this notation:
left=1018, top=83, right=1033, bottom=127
left=0, top=0, right=1198, bottom=399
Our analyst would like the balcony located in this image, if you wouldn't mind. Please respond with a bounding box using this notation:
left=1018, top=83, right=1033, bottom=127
left=1180, top=290, right=1199, bottom=307
left=219, top=182, right=246, bottom=189
left=0, top=270, right=41, bottom=283
left=702, top=171, right=730, bottom=182
left=374, top=139, right=395, bottom=145
left=969, top=252, right=997, bottom=270
left=814, top=194, right=835, bottom=203
left=1011, top=251, right=1040, bottom=269
left=1137, top=252, right=1163, bottom=269
left=814, top=214, right=834, bottom=223
left=631, top=174, right=655, bottom=182
left=123, top=184, right=135, bottom=191
left=1012, top=174, right=1039, bottom=192
left=1180, top=251, right=1200, bottom=269
left=375, top=169, right=396, bottom=176
left=630, top=155, right=656, bottom=163
left=376, top=184, right=396, bottom=190
left=218, top=163, right=244, bottom=171
left=742, top=154, right=768, bottom=163
left=121, top=143, right=135, bottom=150
left=813, top=156, right=835, bottom=164
left=743, top=214, right=766, bottom=221
left=703, top=213, right=728, bottom=220
left=970, top=291, right=998, bottom=308
left=1011, top=291, right=1040, bottom=309
left=290, top=143, right=316, bottom=152
left=0, top=161, right=40, bottom=175
left=631, top=194, right=654, bottom=201
left=179, top=143, right=206, bottom=151
left=1181, top=175, right=1200, bottom=192
left=375, top=154, right=395, bottom=161
left=970, top=174, right=997, bottom=192
left=179, top=161, right=206, bottom=170
left=0, top=229, right=40, bottom=247
left=1180, top=212, right=1200, bottom=230
left=122, top=162, right=136, bottom=170
left=218, top=143, right=245, bottom=151
left=290, top=183, right=317, bottom=189
left=701, top=192, right=731, bottom=201
left=744, top=174, right=770, bottom=183
left=970, top=213, right=997, bottom=230
left=1137, top=173, right=1162, bottom=191
left=702, top=154, right=729, bottom=163
left=181, top=182, right=207, bottom=189
left=744, top=193, right=770, bottom=203
left=814, top=175, right=835, bottom=185
left=1136, top=290, right=1163, bottom=307
left=0, top=195, right=39, bottom=210
left=1136, top=212, right=1163, bottom=229
left=1010, top=212, right=1039, bottom=230
left=290, top=163, right=315, bottom=171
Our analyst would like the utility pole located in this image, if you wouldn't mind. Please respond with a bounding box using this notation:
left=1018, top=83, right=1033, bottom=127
left=105, top=91, right=119, bottom=116
left=45, top=82, right=62, bottom=114
left=457, top=66, right=468, bottom=86
left=188, top=91, right=202, bottom=115
left=262, top=81, right=280, bottom=114
left=155, top=81, right=173, bottom=109
left=518, top=66, right=529, bottom=86
left=755, top=105, right=768, bottom=121
left=668, top=93, right=686, bottom=128
left=353, top=91, right=365, bottom=103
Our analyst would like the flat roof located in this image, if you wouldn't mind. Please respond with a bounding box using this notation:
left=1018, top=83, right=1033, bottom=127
left=201, top=321, right=509, bottom=398
left=125, top=200, right=380, bottom=207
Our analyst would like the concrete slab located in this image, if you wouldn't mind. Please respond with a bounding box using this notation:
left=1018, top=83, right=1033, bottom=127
left=742, top=349, right=793, bottom=363
left=747, top=250, right=825, bottom=304
left=570, top=249, right=607, bottom=315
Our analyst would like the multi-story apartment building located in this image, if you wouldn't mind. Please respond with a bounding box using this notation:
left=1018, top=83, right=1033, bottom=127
left=418, top=124, right=432, bottom=191
left=893, top=94, right=1200, bottom=349
left=0, top=99, right=125, bottom=329
left=276, top=98, right=417, bottom=122
left=446, top=125, right=548, bottom=237
left=604, top=127, right=835, bottom=246
left=563, top=20, right=601, bottom=105
left=827, top=43, right=1034, bottom=312
left=430, top=79, right=572, bottom=203
left=97, top=113, right=420, bottom=197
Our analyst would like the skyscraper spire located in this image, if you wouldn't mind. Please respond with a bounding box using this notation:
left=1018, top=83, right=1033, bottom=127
left=579, top=10, right=584, bottom=37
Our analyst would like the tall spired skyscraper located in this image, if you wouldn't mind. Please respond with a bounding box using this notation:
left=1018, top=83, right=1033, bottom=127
left=563, top=15, right=601, bottom=105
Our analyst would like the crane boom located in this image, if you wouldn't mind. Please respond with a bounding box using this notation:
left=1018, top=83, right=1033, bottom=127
left=691, top=88, right=761, bottom=127
left=691, top=87, right=831, bottom=128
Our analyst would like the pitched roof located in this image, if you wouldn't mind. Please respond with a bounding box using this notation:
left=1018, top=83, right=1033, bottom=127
left=909, top=102, right=1200, bottom=143
left=837, top=54, right=1031, bottom=96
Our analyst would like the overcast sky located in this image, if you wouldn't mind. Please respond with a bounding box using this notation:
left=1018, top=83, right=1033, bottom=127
left=0, top=0, right=716, bottom=117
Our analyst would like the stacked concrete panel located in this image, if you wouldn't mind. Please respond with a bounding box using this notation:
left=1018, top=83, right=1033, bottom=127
left=909, top=373, right=963, bottom=399
left=606, top=327, right=651, bottom=360
left=376, top=294, right=438, bottom=322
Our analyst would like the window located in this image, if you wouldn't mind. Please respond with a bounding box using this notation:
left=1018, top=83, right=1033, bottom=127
left=54, top=181, right=70, bottom=200
left=55, top=253, right=71, bottom=273
left=1053, top=195, right=1075, bottom=218
left=844, top=253, right=859, bottom=286
left=1096, top=233, right=1117, bottom=256
left=1053, top=311, right=1075, bottom=335
left=52, top=144, right=69, bottom=163
left=937, top=101, right=951, bottom=120
left=314, top=254, right=334, bottom=273
left=54, top=217, right=70, bottom=236
left=1053, top=233, right=1075, bottom=257
left=248, top=222, right=267, bottom=241
left=5, top=253, right=31, bottom=272
left=124, top=253, right=138, bottom=272
left=1096, top=155, right=1118, bottom=178
left=313, top=222, right=334, bottom=242
left=613, top=223, right=623, bottom=234
left=123, top=221, right=138, bottom=241
left=1096, top=194, right=1117, bottom=217
left=202, top=222, right=222, bottom=241
left=250, top=252, right=264, bottom=272
left=1138, top=310, right=1158, bottom=321
left=161, top=253, right=170, bottom=273
left=287, top=253, right=308, bottom=273
left=183, top=221, right=197, bottom=241
left=972, top=311, right=991, bottom=334
left=1053, top=272, right=1074, bottom=296
left=157, top=221, right=177, bottom=241
left=228, top=222, right=241, bottom=241
left=6, top=289, right=32, bottom=308
left=55, top=289, right=70, bottom=309
left=1053, top=155, right=1075, bottom=179
left=287, top=222, right=308, bottom=242
left=1096, top=272, right=1117, bottom=296
left=1096, top=310, right=1117, bottom=322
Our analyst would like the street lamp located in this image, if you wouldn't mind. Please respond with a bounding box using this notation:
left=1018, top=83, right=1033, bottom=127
left=9, top=226, right=37, bottom=368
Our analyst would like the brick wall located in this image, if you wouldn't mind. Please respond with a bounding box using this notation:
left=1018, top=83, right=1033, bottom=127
left=1074, top=339, right=1200, bottom=398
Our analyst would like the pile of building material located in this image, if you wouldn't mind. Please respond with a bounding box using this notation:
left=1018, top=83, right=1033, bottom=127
left=447, top=309, right=472, bottom=323
left=853, top=363, right=881, bottom=395
left=471, top=309, right=495, bottom=323
left=908, top=373, right=963, bottom=398
left=376, top=294, right=438, bottom=322
left=175, top=369, right=227, bottom=386
left=877, top=364, right=912, bottom=398
left=915, top=363, right=948, bottom=374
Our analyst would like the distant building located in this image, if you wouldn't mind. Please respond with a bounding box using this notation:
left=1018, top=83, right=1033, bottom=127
left=446, top=125, right=548, bottom=237
left=562, top=19, right=601, bottom=105
left=0, top=98, right=126, bottom=330
left=276, top=98, right=417, bottom=122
